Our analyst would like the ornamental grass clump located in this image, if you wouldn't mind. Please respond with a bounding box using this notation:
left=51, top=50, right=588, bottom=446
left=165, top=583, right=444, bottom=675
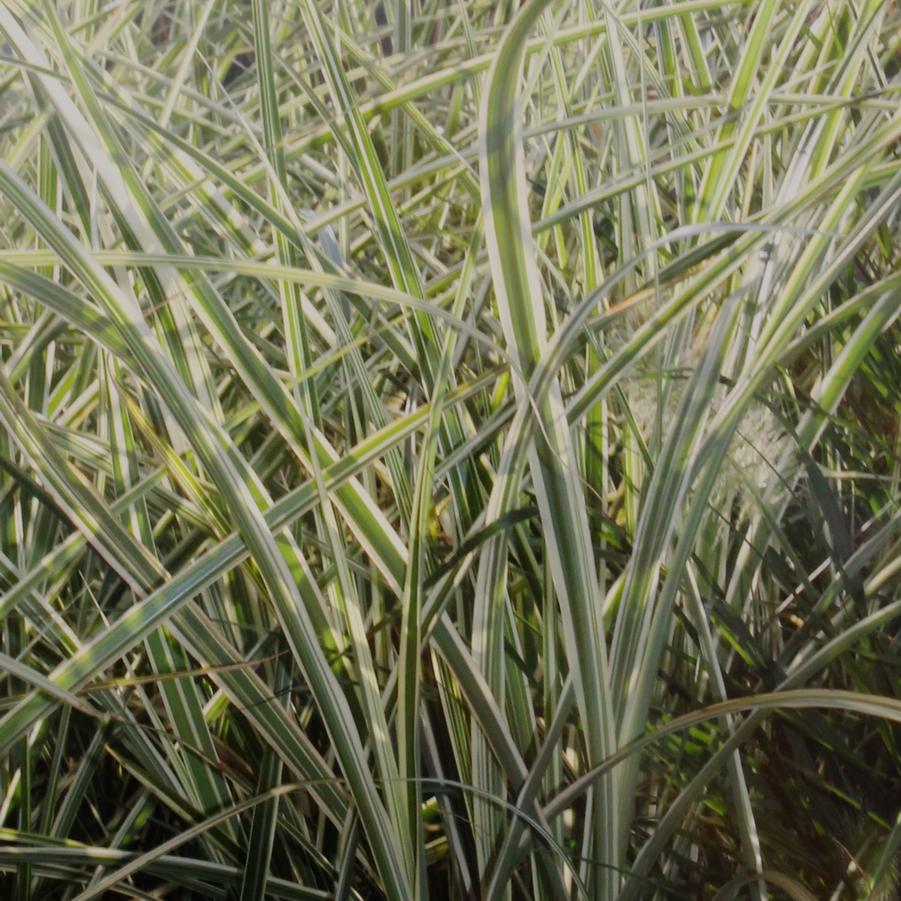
left=0, top=0, right=898, bottom=899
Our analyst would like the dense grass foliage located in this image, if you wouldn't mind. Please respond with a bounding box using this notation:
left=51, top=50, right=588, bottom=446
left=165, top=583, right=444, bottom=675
left=0, top=0, right=899, bottom=897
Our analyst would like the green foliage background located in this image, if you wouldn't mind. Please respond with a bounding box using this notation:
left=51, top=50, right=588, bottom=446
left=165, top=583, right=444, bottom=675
left=0, top=0, right=898, bottom=897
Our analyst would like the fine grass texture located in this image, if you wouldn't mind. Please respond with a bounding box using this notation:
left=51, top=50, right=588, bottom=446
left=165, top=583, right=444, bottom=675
left=0, top=0, right=899, bottom=898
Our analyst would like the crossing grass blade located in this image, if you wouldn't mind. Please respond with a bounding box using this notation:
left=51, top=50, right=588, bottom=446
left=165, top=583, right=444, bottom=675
left=478, top=1, right=620, bottom=894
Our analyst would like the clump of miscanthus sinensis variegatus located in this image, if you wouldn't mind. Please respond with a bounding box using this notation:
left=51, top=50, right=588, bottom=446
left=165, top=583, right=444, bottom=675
left=0, top=1, right=898, bottom=899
